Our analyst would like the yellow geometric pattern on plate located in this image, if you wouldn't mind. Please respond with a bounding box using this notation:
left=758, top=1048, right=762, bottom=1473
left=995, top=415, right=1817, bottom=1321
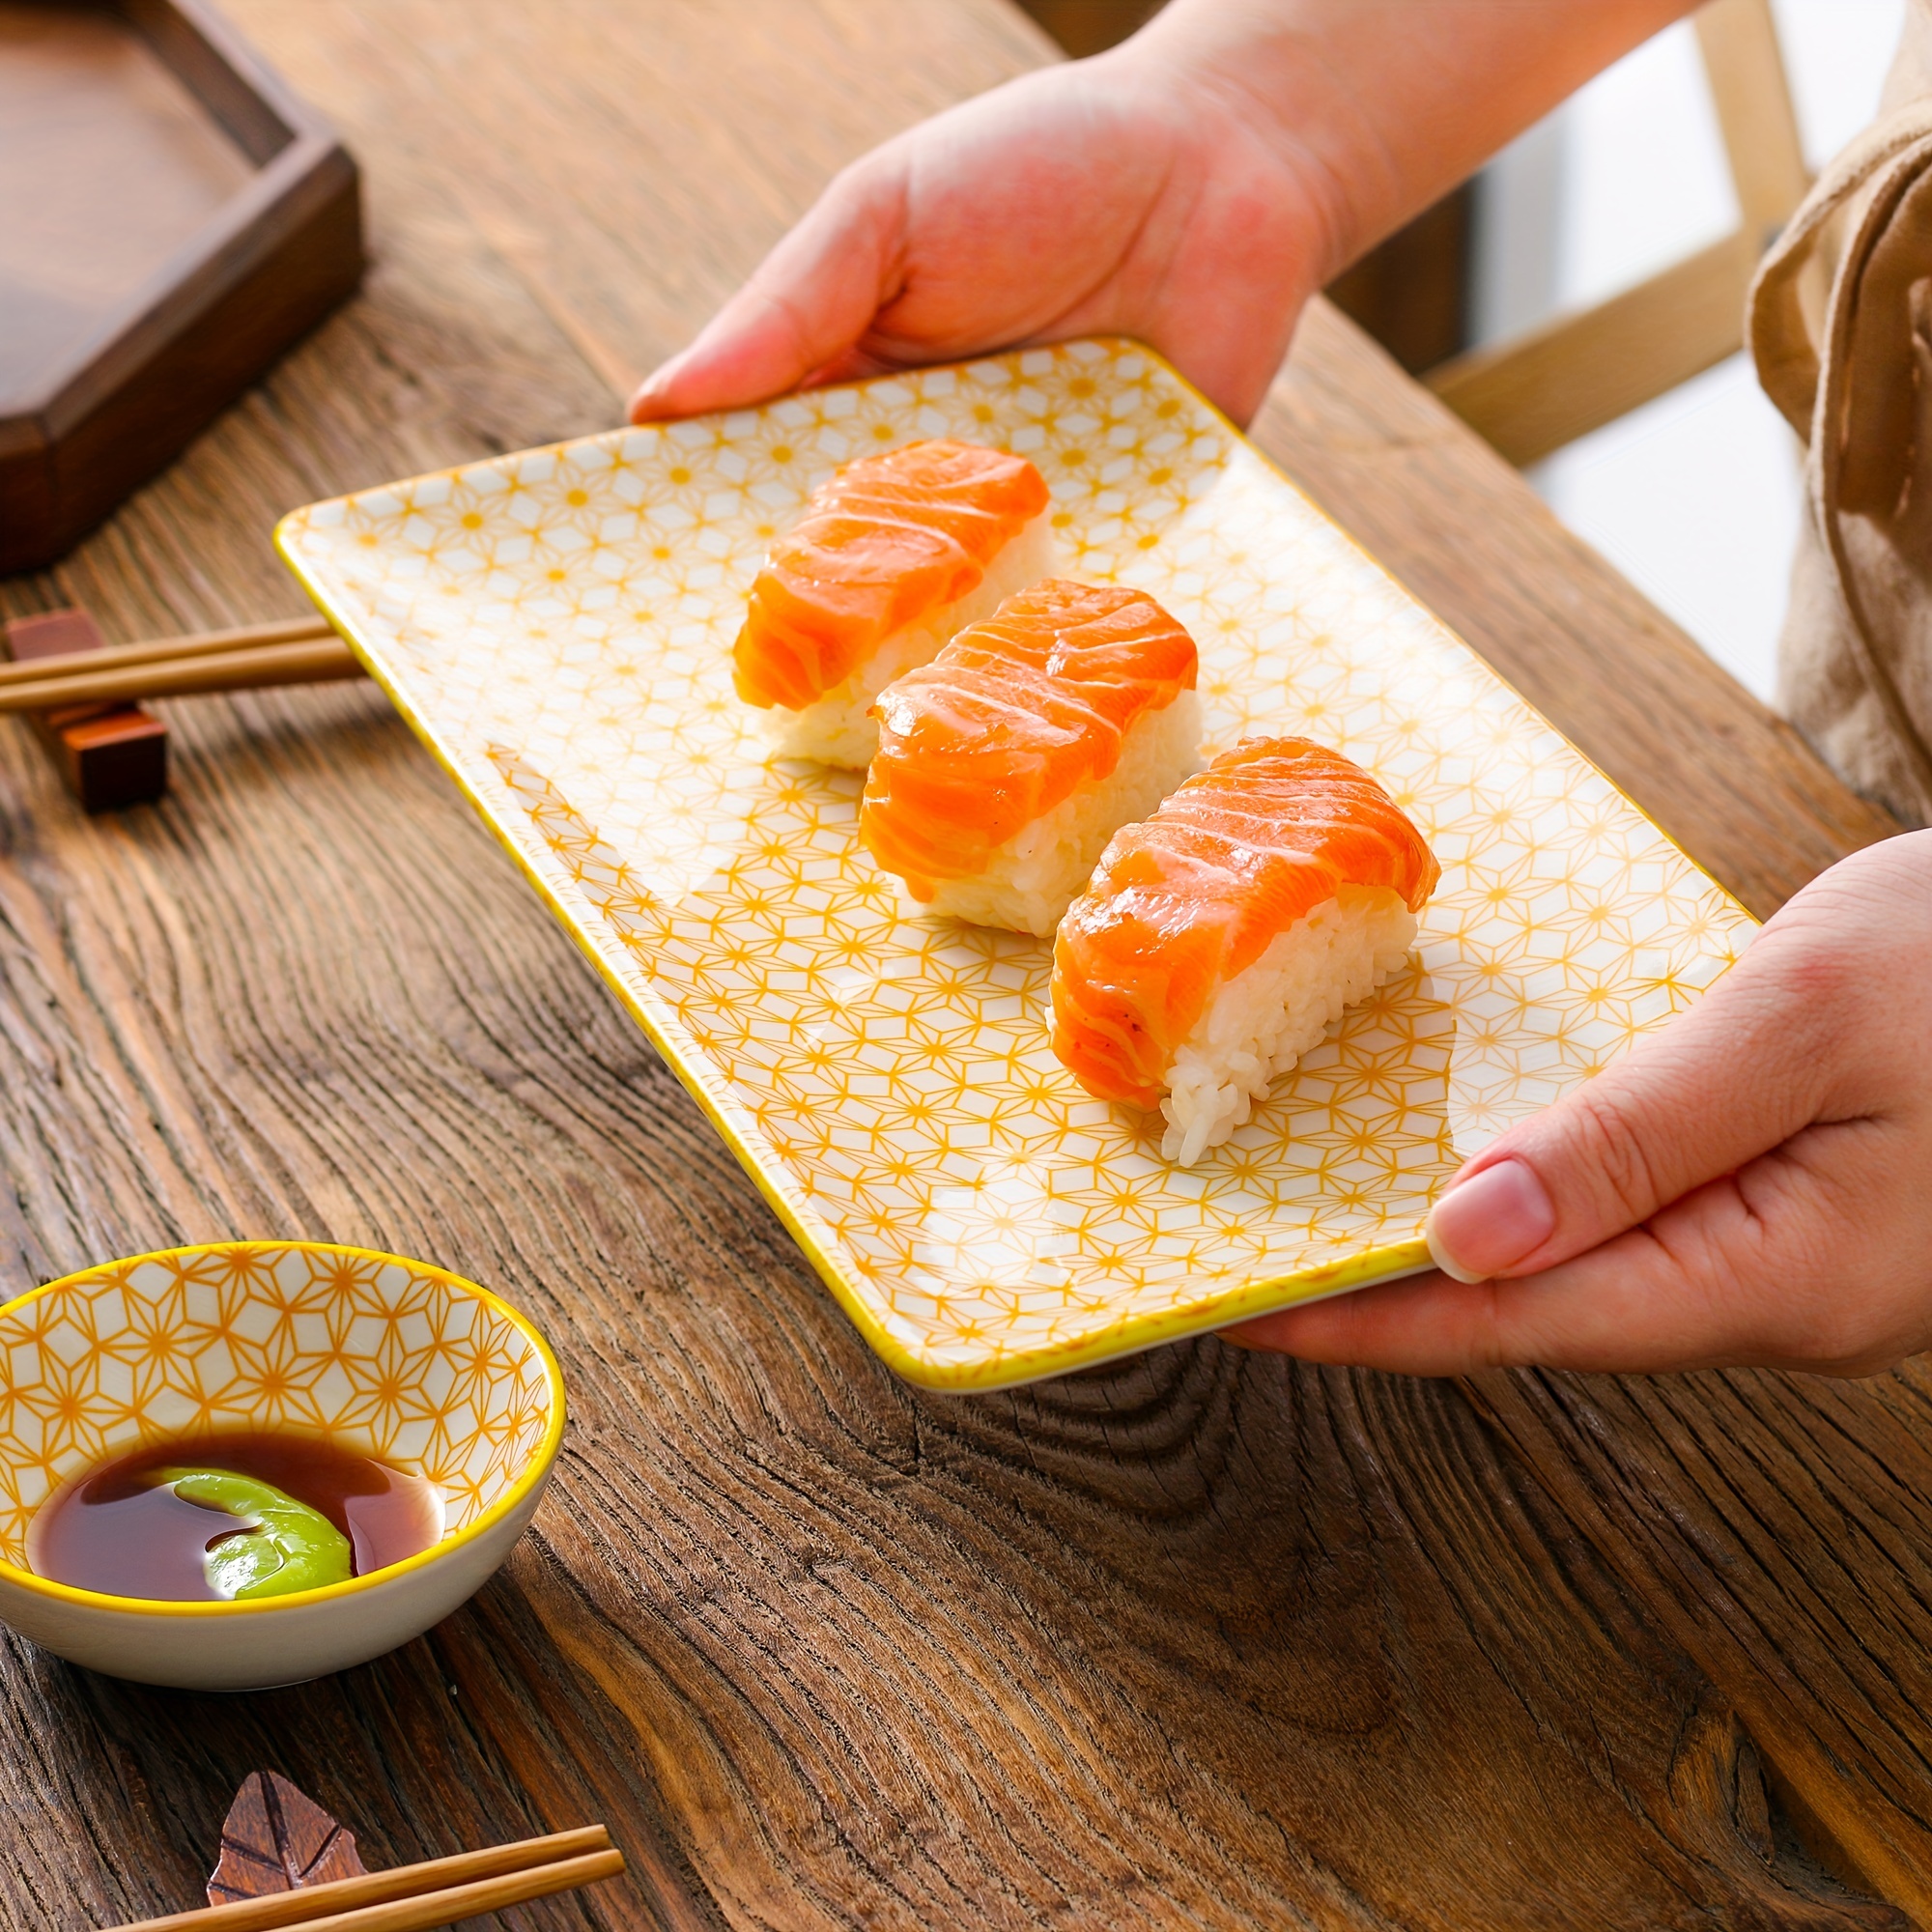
left=0, top=1243, right=554, bottom=1564
left=276, top=339, right=1756, bottom=1392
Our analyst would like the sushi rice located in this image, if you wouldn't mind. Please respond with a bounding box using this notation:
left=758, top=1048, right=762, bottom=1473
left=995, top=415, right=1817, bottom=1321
left=1049, top=735, right=1439, bottom=1166
left=1159, top=884, right=1417, bottom=1163
left=921, top=689, right=1203, bottom=937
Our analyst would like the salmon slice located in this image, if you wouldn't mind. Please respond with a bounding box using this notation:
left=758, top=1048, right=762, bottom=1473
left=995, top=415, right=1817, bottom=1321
left=1051, top=736, right=1440, bottom=1107
left=734, top=440, right=1051, bottom=713
left=860, top=580, right=1199, bottom=901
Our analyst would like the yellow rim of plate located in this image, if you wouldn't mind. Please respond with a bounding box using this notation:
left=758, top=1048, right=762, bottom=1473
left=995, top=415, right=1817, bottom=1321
left=0, top=1240, right=567, bottom=1617
left=274, top=338, right=1759, bottom=1392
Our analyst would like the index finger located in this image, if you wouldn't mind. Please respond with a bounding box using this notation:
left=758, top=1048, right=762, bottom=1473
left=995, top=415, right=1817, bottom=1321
left=629, top=157, right=908, bottom=421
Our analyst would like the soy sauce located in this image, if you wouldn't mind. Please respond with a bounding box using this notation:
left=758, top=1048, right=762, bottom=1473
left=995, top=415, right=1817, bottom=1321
left=27, top=1430, right=443, bottom=1602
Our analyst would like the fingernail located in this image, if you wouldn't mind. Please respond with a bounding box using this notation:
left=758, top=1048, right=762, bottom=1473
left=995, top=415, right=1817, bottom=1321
left=627, top=356, right=682, bottom=418
left=1424, top=1158, right=1555, bottom=1283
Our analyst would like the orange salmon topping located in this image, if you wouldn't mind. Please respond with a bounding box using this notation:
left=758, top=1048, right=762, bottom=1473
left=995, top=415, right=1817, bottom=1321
left=859, top=580, right=1199, bottom=900
left=733, top=439, right=1050, bottom=711
left=1050, top=736, right=1439, bottom=1106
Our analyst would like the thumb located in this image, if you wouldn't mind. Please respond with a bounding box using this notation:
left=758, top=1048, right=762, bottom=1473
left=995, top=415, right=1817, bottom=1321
left=629, top=157, right=908, bottom=422
left=1423, top=934, right=1830, bottom=1284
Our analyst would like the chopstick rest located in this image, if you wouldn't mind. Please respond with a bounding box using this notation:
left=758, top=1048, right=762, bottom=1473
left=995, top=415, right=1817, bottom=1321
left=0, top=609, right=168, bottom=813
left=106, top=1837, right=626, bottom=1932
left=0, top=609, right=367, bottom=812
left=208, top=1772, right=367, bottom=1901
left=99, top=1768, right=626, bottom=1932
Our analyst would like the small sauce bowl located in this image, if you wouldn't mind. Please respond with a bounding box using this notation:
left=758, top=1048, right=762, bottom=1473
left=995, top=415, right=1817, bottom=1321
left=0, top=1241, right=564, bottom=1690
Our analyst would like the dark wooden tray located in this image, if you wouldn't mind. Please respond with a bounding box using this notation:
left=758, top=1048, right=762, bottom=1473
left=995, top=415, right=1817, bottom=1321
left=0, top=0, right=362, bottom=573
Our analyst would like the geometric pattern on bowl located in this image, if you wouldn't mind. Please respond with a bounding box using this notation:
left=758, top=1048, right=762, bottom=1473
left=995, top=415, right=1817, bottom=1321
left=0, top=1242, right=554, bottom=1567
left=276, top=338, right=1759, bottom=1392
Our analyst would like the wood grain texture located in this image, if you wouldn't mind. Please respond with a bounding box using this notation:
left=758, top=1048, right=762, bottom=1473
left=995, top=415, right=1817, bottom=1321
left=1464, top=1363, right=1932, bottom=1922
left=0, top=2, right=1915, bottom=1927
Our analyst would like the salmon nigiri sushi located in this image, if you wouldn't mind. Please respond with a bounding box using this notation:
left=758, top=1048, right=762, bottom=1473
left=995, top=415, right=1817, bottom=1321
left=1051, top=736, right=1439, bottom=1163
left=860, top=580, right=1203, bottom=936
left=734, top=439, right=1055, bottom=766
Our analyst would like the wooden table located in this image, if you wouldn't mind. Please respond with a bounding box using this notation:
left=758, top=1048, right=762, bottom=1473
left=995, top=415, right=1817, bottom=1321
left=1, top=4, right=1926, bottom=1928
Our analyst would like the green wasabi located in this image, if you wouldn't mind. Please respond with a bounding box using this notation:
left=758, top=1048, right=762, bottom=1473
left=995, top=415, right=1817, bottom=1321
left=160, top=1468, right=353, bottom=1600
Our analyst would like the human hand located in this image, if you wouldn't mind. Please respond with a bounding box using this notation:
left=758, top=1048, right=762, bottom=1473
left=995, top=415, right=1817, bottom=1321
left=629, top=0, right=1696, bottom=429
left=628, top=41, right=1332, bottom=429
left=1223, top=830, right=1932, bottom=1378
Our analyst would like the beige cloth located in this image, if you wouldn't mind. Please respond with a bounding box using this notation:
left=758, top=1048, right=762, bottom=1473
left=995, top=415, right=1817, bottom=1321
left=1749, top=2, right=1932, bottom=826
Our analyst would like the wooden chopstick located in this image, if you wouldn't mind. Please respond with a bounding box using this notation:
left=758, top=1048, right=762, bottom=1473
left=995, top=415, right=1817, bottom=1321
left=103, top=1827, right=623, bottom=1932
left=0, top=615, right=340, bottom=690
left=0, top=638, right=365, bottom=714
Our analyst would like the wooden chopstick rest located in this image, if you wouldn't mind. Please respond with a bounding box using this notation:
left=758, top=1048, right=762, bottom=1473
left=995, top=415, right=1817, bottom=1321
left=0, top=610, right=367, bottom=810
left=0, top=609, right=168, bottom=812
left=103, top=1827, right=624, bottom=1932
